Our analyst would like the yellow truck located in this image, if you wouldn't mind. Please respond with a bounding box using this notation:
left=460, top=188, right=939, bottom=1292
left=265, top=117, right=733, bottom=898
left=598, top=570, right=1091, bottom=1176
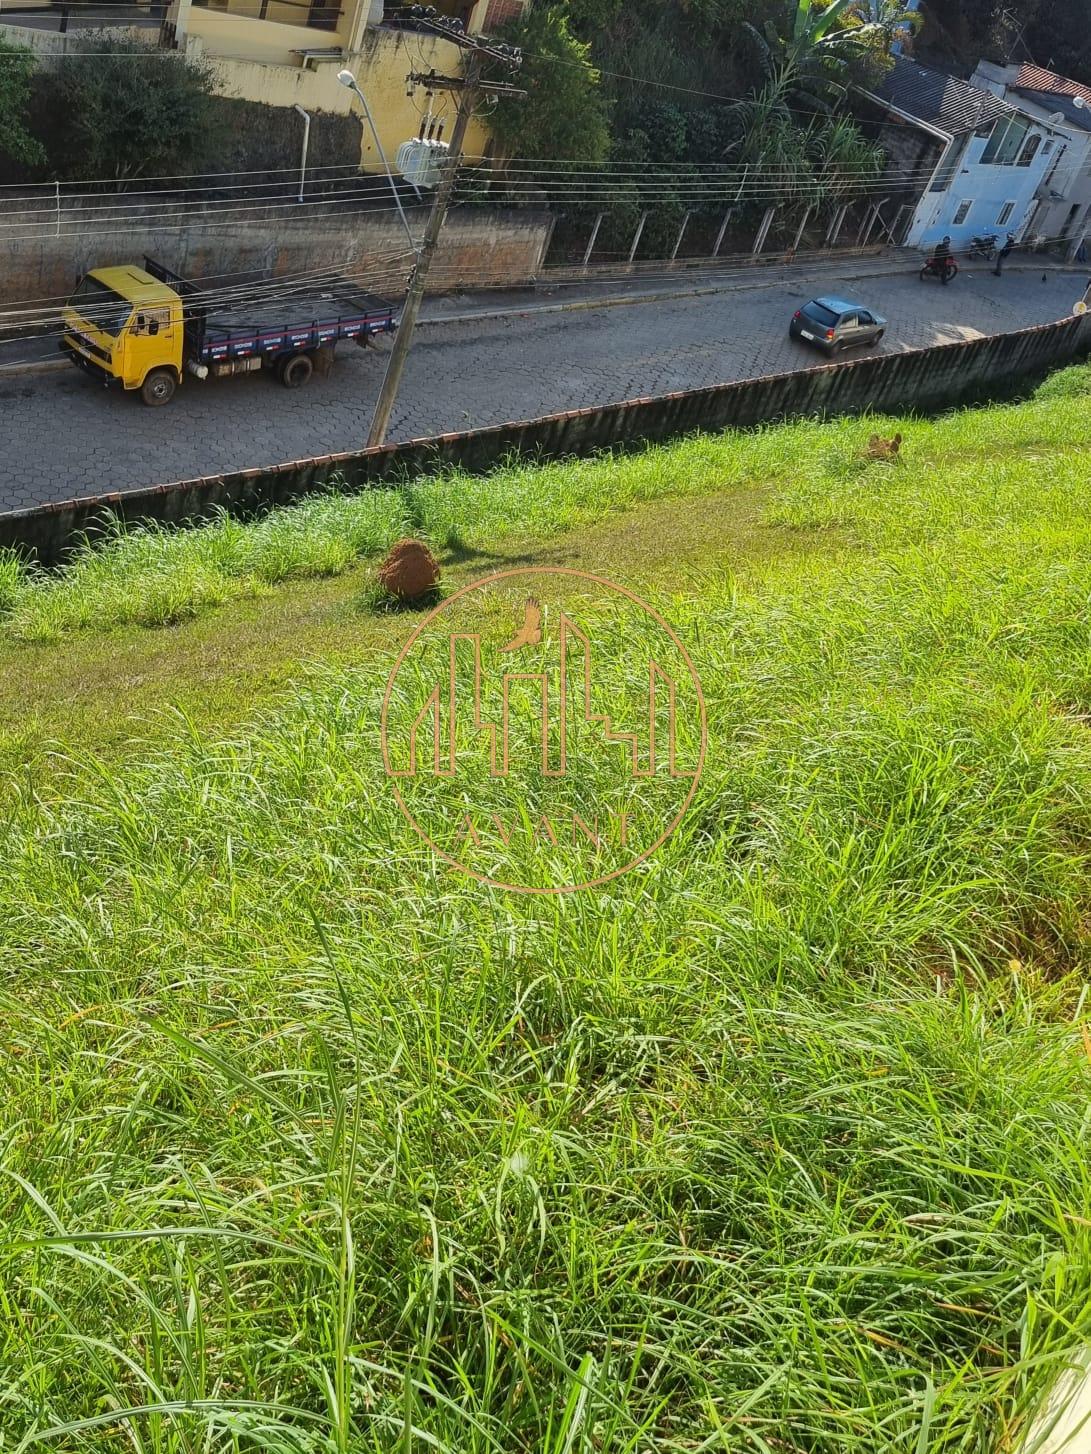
left=61, top=257, right=398, bottom=406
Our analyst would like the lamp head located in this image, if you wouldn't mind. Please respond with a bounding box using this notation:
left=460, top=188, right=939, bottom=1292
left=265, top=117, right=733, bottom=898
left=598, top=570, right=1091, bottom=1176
left=337, top=69, right=356, bottom=88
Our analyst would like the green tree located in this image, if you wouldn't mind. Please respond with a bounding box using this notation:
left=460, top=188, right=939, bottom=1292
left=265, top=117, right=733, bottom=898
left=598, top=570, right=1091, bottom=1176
left=723, top=81, right=816, bottom=198
left=50, top=40, right=219, bottom=181
left=489, top=2, right=610, bottom=163
left=0, top=37, right=45, bottom=170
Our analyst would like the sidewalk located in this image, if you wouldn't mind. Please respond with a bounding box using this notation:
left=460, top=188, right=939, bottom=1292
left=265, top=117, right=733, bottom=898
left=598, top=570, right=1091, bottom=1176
left=3, top=248, right=1086, bottom=379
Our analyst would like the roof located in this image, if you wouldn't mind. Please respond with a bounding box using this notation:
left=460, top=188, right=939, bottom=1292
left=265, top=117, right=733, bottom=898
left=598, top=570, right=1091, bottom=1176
left=1010, top=87, right=1091, bottom=132
left=813, top=297, right=864, bottom=312
left=870, top=56, right=1013, bottom=136
left=1014, top=64, right=1091, bottom=106
left=89, top=266, right=178, bottom=306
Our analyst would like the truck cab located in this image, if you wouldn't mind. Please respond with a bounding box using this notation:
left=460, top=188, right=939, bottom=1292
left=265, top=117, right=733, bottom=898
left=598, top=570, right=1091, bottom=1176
left=62, top=267, right=184, bottom=404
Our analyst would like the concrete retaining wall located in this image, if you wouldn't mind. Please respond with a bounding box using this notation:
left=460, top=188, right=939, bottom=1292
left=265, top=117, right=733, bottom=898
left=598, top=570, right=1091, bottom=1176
left=0, top=204, right=554, bottom=308
left=4, top=311, right=1088, bottom=565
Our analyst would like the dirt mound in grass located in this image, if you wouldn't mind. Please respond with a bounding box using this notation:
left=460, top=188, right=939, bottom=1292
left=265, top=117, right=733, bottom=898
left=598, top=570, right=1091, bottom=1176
left=377, top=538, right=440, bottom=602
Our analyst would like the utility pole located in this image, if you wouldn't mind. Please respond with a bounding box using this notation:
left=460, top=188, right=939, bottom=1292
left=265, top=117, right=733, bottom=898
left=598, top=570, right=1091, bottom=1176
left=366, top=14, right=523, bottom=449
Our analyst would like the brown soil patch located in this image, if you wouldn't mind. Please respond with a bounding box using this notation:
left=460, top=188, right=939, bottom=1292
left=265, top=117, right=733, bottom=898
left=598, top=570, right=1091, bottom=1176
left=377, top=538, right=440, bottom=601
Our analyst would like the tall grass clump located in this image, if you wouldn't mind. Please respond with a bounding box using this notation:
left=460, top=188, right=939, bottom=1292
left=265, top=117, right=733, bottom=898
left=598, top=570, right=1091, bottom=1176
left=3, top=367, right=1091, bottom=1447
left=0, top=546, right=28, bottom=614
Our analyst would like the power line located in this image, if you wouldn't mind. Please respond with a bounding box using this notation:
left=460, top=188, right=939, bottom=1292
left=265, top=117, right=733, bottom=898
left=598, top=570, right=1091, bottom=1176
left=6, top=229, right=1081, bottom=350
left=0, top=268, right=418, bottom=352
left=0, top=196, right=424, bottom=243
left=0, top=182, right=939, bottom=237
left=0, top=159, right=408, bottom=192
left=0, top=156, right=927, bottom=203
left=1, top=234, right=1082, bottom=361
left=0, top=248, right=418, bottom=314
left=0, top=163, right=951, bottom=239
left=0, top=161, right=945, bottom=222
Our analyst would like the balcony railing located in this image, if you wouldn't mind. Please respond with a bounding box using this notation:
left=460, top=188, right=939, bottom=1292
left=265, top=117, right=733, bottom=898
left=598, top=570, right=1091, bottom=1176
left=1, top=0, right=165, bottom=32
left=192, top=0, right=341, bottom=30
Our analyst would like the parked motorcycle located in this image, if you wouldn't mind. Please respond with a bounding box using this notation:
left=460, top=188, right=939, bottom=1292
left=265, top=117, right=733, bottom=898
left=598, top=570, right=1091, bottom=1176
left=967, top=233, right=999, bottom=260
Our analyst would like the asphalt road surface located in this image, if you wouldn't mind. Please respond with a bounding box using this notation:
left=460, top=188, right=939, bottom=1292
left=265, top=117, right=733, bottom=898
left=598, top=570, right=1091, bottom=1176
left=0, top=262, right=1077, bottom=513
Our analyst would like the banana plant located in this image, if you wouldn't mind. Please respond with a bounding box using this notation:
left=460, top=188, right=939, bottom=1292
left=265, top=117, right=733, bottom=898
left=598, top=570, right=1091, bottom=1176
left=741, top=0, right=887, bottom=108
left=848, top=0, right=923, bottom=35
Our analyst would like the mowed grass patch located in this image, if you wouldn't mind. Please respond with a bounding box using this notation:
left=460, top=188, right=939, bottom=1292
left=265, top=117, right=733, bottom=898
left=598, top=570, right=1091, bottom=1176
left=0, top=483, right=832, bottom=780
left=2, top=368, right=1091, bottom=1447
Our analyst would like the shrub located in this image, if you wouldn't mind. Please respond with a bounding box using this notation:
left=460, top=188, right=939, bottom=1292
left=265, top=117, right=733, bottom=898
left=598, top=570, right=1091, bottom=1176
left=48, top=40, right=222, bottom=181
left=0, top=36, right=45, bottom=169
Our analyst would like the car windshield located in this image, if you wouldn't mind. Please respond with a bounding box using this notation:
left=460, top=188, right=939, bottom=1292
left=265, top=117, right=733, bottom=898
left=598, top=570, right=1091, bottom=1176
left=68, top=276, right=133, bottom=338
left=803, top=301, right=840, bottom=328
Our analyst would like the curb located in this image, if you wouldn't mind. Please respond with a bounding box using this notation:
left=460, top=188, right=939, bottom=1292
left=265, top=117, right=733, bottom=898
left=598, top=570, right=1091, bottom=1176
left=416, top=260, right=1089, bottom=329
left=416, top=266, right=906, bottom=328
left=2, top=359, right=69, bottom=377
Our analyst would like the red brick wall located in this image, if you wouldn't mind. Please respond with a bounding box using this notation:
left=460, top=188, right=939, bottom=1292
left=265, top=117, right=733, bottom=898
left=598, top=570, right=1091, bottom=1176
left=484, top=0, right=526, bottom=31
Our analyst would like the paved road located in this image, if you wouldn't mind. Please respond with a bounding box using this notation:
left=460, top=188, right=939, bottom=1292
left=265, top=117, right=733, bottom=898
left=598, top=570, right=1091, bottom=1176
left=0, top=262, right=1077, bottom=512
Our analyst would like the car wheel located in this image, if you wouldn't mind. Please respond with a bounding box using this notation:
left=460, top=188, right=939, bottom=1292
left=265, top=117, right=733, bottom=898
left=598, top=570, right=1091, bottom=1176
left=141, top=368, right=176, bottom=407
left=875, top=329, right=885, bottom=342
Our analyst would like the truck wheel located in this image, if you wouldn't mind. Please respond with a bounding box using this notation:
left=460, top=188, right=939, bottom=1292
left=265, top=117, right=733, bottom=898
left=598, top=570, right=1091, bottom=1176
left=141, top=369, right=177, bottom=407
left=281, top=353, right=313, bottom=389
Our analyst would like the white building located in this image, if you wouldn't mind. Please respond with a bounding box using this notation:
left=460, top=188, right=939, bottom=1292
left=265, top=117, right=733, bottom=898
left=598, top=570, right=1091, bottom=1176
left=864, top=58, right=1064, bottom=252
left=970, top=62, right=1091, bottom=261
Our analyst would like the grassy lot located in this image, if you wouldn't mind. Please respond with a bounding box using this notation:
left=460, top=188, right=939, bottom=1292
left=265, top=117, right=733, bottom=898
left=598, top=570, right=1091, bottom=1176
left=1, top=369, right=1091, bottom=1450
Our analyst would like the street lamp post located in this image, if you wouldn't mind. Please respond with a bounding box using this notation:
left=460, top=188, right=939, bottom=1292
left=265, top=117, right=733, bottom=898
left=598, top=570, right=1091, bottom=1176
left=337, top=69, right=417, bottom=253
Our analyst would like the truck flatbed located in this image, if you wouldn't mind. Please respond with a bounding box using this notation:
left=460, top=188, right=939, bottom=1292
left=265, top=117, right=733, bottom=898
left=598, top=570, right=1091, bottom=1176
left=144, top=257, right=398, bottom=367
left=199, top=287, right=397, bottom=363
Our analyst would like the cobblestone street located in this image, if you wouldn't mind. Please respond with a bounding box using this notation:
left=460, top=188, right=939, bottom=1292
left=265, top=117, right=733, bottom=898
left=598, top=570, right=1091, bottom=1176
left=0, top=260, right=1079, bottom=511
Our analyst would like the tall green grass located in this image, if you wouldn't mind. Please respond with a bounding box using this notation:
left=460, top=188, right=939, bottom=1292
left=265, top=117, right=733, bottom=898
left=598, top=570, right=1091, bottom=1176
left=1, top=365, right=1091, bottom=1449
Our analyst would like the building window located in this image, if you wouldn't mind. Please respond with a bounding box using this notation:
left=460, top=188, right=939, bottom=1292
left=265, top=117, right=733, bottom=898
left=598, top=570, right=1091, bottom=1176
left=981, top=115, right=1029, bottom=165
left=1016, top=133, right=1042, bottom=167
left=929, top=135, right=969, bottom=192
left=953, top=199, right=974, bottom=225
left=996, top=201, right=1015, bottom=226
